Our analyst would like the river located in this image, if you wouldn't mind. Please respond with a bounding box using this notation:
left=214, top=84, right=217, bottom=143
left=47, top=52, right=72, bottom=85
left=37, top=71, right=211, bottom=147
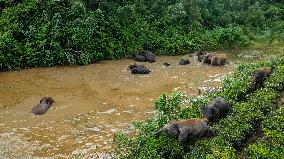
left=0, top=54, right=235, bottom=158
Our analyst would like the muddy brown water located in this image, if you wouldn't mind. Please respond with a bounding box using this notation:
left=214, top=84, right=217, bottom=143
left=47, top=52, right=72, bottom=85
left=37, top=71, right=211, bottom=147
left=0, top=55, right=235, bottom=158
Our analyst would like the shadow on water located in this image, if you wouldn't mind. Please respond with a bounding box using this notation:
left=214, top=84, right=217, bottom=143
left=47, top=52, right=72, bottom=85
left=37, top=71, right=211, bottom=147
left=0, top=55, right=235, bottom=158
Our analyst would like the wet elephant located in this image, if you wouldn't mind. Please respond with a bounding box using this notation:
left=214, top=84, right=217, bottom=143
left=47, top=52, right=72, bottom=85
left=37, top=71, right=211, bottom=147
left=133, top=50, right=156, bottom=63
left=31, top=97, right=54, bottom=115
left=179, top=59, right=190, bottom=65
left=128, top=64, right=151, bottom=74
left=202, top=53, right=227, bottom=66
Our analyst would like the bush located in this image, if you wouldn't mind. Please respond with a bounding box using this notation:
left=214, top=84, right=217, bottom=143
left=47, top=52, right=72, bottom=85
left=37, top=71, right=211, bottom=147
left=265, top=65, right=284, bottom=90
left=245, top=107, right=284, bottom=158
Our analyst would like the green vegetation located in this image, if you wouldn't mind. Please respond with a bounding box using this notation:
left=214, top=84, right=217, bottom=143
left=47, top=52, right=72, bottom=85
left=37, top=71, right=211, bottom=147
left=114, top=58, right=284, bottom=158
left=0, top=0, right=283, bottom=70
left=245, top=107, right=284, bottom=158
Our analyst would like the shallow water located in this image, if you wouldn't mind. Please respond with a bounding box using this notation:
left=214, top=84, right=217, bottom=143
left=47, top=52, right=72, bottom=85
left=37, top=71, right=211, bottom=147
left=0, top=55, right=234, bottom=158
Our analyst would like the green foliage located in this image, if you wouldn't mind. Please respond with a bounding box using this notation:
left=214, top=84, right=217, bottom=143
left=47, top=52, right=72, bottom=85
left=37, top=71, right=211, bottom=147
left=245, top=107, right=284, bottom=159
left=265, top=65, right=284, bottom=90
left=178, top=97, right=207, bottom=119
left=114, top=59, right=284, bottom=158
left=0, top=0, right=284, bottom=70
left=155, top=92, right=182, bottom=117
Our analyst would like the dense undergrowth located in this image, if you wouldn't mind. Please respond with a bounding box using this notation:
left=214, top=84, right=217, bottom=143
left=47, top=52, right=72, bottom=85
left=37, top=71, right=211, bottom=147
left=114, top=58, right=284, bottom=158
left=0, top=0, right=284, bottom=70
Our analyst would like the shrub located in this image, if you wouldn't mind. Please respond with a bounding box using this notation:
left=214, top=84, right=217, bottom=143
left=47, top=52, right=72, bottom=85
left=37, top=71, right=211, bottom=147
left=245, top=107, right=284, bottom=158
left=1, top=0, right=283, bottom=70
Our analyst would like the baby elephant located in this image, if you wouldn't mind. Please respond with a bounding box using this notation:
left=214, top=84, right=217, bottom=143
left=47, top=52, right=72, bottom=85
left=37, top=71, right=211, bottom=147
left=179, top=59, right=190, bottom=65
left=248, top=67, right=272, bottom=92
left=31, top=97, right=54, bottom=115
left=128, top=63, right=143, bottom=70
left=200, top=97, right=229, bottom=122
left=128, top=64, right=151, bottom=74
left=163, top=62, right=171, bottom=67
left=156, top=118, right=210, bottom=144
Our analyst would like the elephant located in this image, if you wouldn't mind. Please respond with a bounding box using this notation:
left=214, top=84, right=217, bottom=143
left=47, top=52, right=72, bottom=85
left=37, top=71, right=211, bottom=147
left=156, top=118, right=211, bottom=144
left=247, top=67, right=272, bottom=93
left=133, top=50, right=156, bottom=63
left=179, top=59, right=190, bottom=65
left=31, top=97, right=54, bottom=115
left=128, top=63, right=151, bottom=74
left=202, top=53, right=227, bottom=66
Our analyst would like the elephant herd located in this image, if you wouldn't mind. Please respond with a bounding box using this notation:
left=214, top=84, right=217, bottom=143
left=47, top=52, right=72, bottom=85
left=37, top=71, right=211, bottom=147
left=30, top=66, right=272, bottom=151
left=128, top=50, right=228, bottom=74
left=31, top=51, right=272, bottom=146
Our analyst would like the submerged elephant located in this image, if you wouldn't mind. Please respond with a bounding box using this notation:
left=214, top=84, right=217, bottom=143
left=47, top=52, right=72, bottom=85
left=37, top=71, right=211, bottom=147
left=128, top=63, right=151, bottom=74
left=143, top=50, right=156, bottom=63
left=179, top=59, right=190, bottom=65
left=163, top=62, right=171, bottom=67
left=133, top=50, right=156, bottom=63
left=133, top=55, right=146, bottom=62
left=31, top=97, right=54, bottom=115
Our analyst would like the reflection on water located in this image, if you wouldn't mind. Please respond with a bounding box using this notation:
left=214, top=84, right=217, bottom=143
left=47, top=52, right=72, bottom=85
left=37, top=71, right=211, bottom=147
left=0, top=55, right=234, bottom=158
